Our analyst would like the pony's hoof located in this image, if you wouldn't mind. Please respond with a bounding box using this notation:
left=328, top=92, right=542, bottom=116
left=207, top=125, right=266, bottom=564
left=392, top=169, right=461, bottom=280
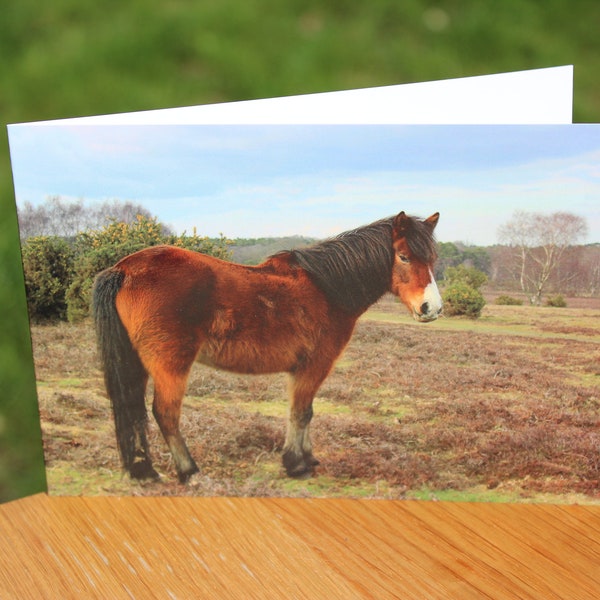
left=282, top=450, right=316, bottom=478
left=287, top=465, right=313, bottom=478
left=129, top=461, right=161, bottom=481
left=177, top=466, right=201, bottom=485
left=304, top=454, right=320, bottom=467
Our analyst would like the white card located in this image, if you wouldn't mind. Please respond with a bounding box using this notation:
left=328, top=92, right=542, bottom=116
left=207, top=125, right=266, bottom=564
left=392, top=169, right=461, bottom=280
left=11, top=66, right=589, bottom=499
left=15, top=66, right=572, bottom=126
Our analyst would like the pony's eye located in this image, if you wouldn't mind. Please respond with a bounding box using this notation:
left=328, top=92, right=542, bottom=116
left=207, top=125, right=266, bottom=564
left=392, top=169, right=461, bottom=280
left=397, top=253, right=410, bottom=264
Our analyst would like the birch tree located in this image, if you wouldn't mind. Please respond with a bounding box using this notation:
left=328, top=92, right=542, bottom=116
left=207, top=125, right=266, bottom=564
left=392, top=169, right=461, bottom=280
left=17, top=197, right=155, bottom=239
left=497, top=210, right=588, bottom=304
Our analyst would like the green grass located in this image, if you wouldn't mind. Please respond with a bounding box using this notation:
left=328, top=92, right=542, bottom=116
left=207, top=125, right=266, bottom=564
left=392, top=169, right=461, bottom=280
left=56, top=378, right=89, bottom=389
left=407, top=486, right=600, bottom=505
left=407, top=485, right=523, bottom=503
left=279, top=475, right=397, bottom=499
left=45, top=461, right=132, bottom=496
left=364, top=305, right=600, bottom=343
left=3, top=0, right=600, bottom=502
left=188, top=394, right=356, bottom=419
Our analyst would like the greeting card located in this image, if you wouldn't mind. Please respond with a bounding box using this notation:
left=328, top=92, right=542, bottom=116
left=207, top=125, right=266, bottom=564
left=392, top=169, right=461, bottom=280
left=12, top=67, right=598, bottom=502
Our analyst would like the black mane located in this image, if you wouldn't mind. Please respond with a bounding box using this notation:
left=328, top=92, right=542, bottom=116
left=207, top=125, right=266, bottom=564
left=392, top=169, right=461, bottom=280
left=286, top=215, right=436, bottom=314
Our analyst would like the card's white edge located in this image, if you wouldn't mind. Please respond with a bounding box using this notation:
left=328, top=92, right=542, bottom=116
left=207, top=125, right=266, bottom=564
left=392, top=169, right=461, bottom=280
left=10, top=66, right=573, bottom=127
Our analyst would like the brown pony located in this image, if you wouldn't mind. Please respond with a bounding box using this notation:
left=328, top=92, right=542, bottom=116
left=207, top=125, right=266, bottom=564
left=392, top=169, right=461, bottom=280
left=92, top=211, right=442, bottom=483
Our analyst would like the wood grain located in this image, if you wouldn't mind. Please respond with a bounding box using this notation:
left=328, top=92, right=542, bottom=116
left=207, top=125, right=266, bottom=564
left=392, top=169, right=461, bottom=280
left=0, top=494, right=598, bottom=599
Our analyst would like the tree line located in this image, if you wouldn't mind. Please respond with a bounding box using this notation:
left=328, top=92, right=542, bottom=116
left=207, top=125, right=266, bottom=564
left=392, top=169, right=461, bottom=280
left=495, top=210, right=595, bottom=304
left=440, top=210, right=597, bottom=304
left=18, top=198, right=597, bottom=323
left=17, top=197, right=170, bottom=240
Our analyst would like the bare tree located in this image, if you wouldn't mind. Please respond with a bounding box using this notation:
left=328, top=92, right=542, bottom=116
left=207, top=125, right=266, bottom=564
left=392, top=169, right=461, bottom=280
left=17, top=197, right=156, bottom=239
left=92, top=199, right=155, bottom=228
left=498, top=210, right=588, bottom=304
left=578, top=245, right=600, bottom=297
left=17, top=201, right=52, bottom=238
left=46, top=197, right=89, bottom=237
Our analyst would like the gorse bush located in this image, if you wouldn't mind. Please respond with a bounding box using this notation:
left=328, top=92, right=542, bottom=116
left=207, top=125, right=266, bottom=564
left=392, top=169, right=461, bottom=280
left=23, top=214, right=232, bottom=322
left=21, top=236, right=75, bottom=321
left=546, top=294, right=567, bottom=308
left=66, top=215, right=169, bottom=322
left=495, top=295, right=523, bottom=306
left=444, top=264, right=488, bottom=290
left=442, top=264, right=487, bottom=318
left=443, top=282, right=486, bottom=318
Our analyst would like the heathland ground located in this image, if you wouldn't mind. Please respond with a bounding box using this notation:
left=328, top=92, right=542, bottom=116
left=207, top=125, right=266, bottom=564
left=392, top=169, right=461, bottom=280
left=32, top=294, right=600, bottom=502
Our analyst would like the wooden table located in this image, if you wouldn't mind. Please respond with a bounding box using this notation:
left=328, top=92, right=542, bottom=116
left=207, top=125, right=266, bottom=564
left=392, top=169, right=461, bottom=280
left=0, top=493, right=598, bottom=598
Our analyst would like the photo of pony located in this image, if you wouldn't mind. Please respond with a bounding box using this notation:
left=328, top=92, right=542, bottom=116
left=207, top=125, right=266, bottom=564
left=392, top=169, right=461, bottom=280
left=93, top=212, right=441, bottom=483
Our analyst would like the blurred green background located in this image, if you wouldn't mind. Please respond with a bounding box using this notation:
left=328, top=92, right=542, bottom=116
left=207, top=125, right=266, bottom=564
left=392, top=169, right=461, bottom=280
left=1, top=0, right=599, bottom=502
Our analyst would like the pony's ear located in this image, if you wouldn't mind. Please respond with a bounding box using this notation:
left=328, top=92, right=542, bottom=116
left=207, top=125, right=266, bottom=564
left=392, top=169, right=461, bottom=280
left=424, top=212, right=440, bottom=230
left=393, top=211, right=410, bottom=233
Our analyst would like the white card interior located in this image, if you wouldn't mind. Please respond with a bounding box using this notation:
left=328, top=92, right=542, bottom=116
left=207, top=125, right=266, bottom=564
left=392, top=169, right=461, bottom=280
left=13, top=66, right=573, bottom=126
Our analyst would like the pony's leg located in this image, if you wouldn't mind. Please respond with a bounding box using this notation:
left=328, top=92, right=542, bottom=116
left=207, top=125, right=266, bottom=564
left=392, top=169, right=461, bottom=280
left=151, top=367, right=200, bottom=484
left=282, top=372, right=325, bottom=477
left=128, top=373, right=161, bottom=481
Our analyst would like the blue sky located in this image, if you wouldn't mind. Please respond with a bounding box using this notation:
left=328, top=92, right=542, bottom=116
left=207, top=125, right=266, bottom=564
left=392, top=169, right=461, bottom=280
left=8, top=124, right=600, bottom=245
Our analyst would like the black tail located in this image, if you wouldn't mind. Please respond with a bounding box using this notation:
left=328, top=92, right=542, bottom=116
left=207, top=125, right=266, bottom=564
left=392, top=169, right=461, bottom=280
left=92, top=268, right=157, bottom=479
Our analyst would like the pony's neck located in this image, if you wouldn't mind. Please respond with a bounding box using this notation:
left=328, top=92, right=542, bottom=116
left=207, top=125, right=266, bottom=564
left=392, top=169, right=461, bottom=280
left=288, top=231, right=394, bottom=315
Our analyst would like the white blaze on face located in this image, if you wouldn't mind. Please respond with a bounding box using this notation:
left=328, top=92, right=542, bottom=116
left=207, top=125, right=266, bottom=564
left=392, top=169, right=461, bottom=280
left=418, top=269, right=443, bottom=321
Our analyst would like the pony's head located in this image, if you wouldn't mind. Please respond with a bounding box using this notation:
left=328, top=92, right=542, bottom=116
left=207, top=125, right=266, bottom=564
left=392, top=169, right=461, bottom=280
left=390, top=212, right=442, bottom=322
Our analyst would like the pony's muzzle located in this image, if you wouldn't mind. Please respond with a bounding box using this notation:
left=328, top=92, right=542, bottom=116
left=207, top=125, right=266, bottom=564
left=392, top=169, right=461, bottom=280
left=413, top=277, right=443, bottom=322
left=413, top=307, right=441, bottom=322
left=413, top=299, right=443, bottom=322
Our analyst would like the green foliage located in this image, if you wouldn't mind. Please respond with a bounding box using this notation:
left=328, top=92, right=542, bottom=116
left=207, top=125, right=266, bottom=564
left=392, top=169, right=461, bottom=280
left=442, top=265, right=487, bottom=318
left=435, top=242, right=462, bottom=279
left=461, top=246, right=491, bottom=274
left=66, top=216, right=232, bottom=322
left=436, top=246, right=492, bottom=281
left=232, top=236, right=316, bottom=265
left=65, top=215, right=166, bottom=322
left=0, top=205, right=47, bottom=502
left=495, top=295, right=523, bottom=306
left=546, top=294, right=567, bottom=308
left=20, top=215, right=233, bottom=323
left=165, top=230, right=232, bottom=260
left=443, top=282, right=486, bottom=318
left=21, top=236, right=75, bottom=321
left=444, top=264, right=488, bottom=290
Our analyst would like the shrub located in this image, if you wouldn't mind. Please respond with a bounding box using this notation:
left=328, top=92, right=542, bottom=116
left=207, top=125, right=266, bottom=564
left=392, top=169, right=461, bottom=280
left=166, top=229, right=231, bottom=260
left=495, top=295, right=523, bottom=306
left=66, top=216, right=166, bottom=322
left=21, top=236, right=75, bottom=321
left=66, top=244, right=138, bottom=323
left=443, top=282, right=486, bottom=318
left=65, top=215, right=232, bottom=322
left=546, top=294, right=567, bottom=308
left=444, top=265, right=487, bottom=290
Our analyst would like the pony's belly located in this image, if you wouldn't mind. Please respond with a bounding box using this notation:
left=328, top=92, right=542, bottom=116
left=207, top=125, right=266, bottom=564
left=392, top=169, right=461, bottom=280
left=194, top=342, right=296, bottom=375
left=195, top=303, right=316, bottom=375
